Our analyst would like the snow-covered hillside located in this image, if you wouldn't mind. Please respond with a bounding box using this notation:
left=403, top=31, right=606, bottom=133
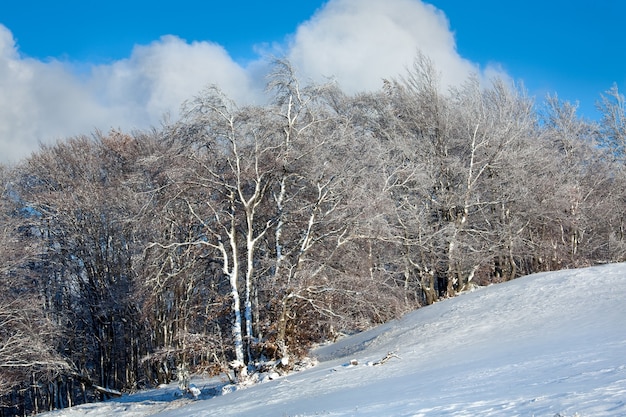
left=44, top=264, right=626, bottom=416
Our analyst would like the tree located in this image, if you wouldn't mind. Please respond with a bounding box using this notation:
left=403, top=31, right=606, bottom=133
left=597, top=84, right=626, bottom=163
left=541, top=94, right=626, bottom=265
left=14, top=132, right=157, bottom=404
left=0, top=166, right=71, bottom=414
left=444, top=76, right=537, bottom=285
left=376, top=54, right=559, bottom=301
left=142, top=87, right=284, bottom=382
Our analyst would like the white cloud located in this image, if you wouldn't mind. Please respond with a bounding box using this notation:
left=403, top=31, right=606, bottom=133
left=286, top=0, right=479, bottom=92
left=89, top=36, right=256, bottom=125
left=0, top=25, right=102, bottom=163
left=0, top=0, right=508, bottom=164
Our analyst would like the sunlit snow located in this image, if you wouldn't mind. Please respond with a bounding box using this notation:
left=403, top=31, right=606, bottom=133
left=42, top=263, right=626, bottom=416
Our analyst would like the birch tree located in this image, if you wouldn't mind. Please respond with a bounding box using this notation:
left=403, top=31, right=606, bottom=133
left=263, top=63, right=408, bottom=358
left=145, top=87, right=285, bottom=382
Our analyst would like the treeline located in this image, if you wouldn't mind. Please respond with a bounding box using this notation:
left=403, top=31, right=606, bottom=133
left=1, top=58, right=625, bottom=415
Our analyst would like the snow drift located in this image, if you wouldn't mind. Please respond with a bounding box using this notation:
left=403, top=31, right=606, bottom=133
left=44, top=263, right=626, bottom=416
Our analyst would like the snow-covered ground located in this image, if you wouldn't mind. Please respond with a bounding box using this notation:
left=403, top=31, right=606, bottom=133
left=43, top=263, right=626, bottom=416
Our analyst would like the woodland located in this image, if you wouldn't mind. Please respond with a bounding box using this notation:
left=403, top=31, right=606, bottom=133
left=0, top=58, right=625, bottom=416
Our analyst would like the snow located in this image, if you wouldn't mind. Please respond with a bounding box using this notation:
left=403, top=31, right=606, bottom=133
left=41, top=263, right=626, bottom=416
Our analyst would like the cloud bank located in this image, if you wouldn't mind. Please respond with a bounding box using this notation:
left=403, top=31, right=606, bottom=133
left=0, top=27, right=254, bottom=164
left=0, top=0, right=500, bottom=164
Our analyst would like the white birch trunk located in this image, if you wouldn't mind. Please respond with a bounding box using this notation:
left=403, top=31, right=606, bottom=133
left=274, top=177, right=287, bottom=276
left=221, top=194, right=247, bottom=380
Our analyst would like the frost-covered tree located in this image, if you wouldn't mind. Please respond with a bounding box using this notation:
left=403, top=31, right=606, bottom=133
left=597, top=84, right=626, bottom=163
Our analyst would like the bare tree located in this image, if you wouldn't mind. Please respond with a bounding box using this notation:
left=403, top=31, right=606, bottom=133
left=142, top=87, right=285, bottom=382
left=0, top=166, right=71, bottom=413
left=597, top=84, right=626, bottom=163
left=378, top=54, right=550, bottom=301
left=540, top=94, right=626, bottom=266
left=13, top=132, right=156, bottom=406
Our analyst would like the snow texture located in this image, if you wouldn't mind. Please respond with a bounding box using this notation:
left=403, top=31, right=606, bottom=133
left=41, top=263, right=626, bottom=416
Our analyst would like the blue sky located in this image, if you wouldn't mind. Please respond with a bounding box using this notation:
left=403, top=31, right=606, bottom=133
left=0, top=1, right=324, bottom=64
left=0, top=0, right=624, bottom=162
left=430, top=1, right=625, bottom=115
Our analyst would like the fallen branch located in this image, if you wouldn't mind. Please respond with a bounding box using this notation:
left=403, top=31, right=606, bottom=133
left=93, top=385, right=123, bottom=398
left=70, top=372, right=123, bottom=398
left=372, top=351, right=400, bottom=366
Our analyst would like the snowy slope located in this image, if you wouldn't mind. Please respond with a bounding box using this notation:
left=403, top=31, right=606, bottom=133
left=44, top=263, right=626, bottom=416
